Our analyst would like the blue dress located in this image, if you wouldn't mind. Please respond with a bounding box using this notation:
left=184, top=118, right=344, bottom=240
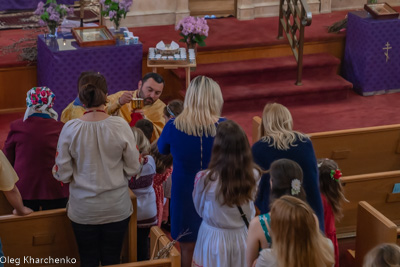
left=252, top=136, right=325, bottom=231
left=157, top=118, right=225, bottom=242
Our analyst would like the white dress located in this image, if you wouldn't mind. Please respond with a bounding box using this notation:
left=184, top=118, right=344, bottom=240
left=192, top=170, right=258, bottom=267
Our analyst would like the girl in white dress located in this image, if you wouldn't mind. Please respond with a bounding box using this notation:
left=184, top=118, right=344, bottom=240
left=192, top=120, right=261, bottom=267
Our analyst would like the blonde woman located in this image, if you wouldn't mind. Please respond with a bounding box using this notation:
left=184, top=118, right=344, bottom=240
left=255, top=196, right=335, bottom=267
left=158, top=75, right=224, bottom=267
left=252, top=103, right=324, bottom=231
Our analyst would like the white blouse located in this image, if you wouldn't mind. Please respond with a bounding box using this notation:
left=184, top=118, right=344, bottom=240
left=54, top=116, right=141, bottom=224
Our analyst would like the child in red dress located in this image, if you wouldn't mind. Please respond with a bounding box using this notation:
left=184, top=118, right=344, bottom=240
left=150, top=142, right=173, bottom=227
left=318, top=158, right=348, bottom=267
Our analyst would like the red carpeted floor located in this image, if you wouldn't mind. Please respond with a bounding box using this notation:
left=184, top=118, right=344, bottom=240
left=0, top=8, right=352, bottom=68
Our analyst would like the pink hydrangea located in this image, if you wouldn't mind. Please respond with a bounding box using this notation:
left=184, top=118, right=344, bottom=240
left=176, top=16, right=209, bottom=46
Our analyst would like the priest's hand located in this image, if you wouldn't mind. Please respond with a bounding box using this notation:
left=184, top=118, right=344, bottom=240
left=133, top=109, right=145, bottom=118
left=118, top=91, right=134, bottom=106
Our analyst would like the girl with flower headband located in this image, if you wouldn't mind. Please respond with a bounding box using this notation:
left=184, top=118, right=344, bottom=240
left=318, top=158, right=347, bottom=267
left=246, top=158, right=307, bottom=267
left=3, top=87, right=68, bottom=211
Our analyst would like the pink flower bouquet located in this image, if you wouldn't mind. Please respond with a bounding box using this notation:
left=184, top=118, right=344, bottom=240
left=176, top=16, right=209, bottom=47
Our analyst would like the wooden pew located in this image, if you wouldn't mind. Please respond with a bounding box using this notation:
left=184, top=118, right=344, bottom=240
left=337, top=170, right=400, bottom=236
left=0, top=191, right=13, bottom=215
left=252, top=116, right=400, bottom=176
left=108, top=226, right=181, bottom=267
left=0, top=192, right=138, bottom=266
left=349, top=201, right=398, bottom=267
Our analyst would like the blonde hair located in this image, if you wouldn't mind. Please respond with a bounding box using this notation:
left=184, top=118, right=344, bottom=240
left=363, top=243, right=400, bottom=267
left=260, top=103, right=308, bottom=150
left=270, top=196, right=335, bottom=267
left=174, top=76, right=223, bottom=137
left=131, top=127, right=150, bottom=154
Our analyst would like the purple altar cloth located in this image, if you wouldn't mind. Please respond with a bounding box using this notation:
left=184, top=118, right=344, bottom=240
left=0, top=0, right=75, bottom=11
left=342, top=11, right=400, bottom=96
left=37, top=34, right=143, bottom=117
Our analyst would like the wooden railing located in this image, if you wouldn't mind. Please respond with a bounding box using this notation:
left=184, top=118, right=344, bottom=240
left=277, top=0, right=312, bottom=85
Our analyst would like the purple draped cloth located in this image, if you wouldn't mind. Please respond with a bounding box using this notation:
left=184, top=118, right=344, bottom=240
left=343, top=11, right=400, bottom=96
left=0, top=0, right=76, bottom=11
left=37, top=34, right=143, bottom=117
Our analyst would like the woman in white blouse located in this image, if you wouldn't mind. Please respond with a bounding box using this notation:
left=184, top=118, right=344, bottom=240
left=53, top=72, right=141, bottom=267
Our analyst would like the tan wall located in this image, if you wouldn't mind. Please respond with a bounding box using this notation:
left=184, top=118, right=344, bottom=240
left=237, top=0, right=323, bottom=20
left=102, top=0, right=190, bottom=27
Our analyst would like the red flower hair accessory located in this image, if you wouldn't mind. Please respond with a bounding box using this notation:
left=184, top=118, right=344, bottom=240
left=330, top=169, right=342, bottom=182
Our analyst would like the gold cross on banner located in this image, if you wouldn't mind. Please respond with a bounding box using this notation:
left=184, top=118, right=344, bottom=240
left=382, top=42, right=392, bottom=63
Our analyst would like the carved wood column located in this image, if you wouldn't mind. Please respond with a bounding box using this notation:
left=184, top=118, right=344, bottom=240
left=175, top=0, right=190, bottom=24
left=320, top=0, right=332, bottom=13
left=237, top=0, right=254, bottom=20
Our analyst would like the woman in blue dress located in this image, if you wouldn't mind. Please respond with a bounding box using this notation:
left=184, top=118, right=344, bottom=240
left=158, top=75, right=224, bottom=267
left=252, top=103, right=325, bottom=231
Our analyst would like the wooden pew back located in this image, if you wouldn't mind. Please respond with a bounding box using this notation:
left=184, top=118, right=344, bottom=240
left=353, top=201, right=398, bottom=267
left=252, top=116, right=400, bottom=175
left=108, top=226, right=181, bottom=267
left=0, top=193, right=138, bottom=265
left=337, top=170, right=400, bottom=235
left=309, top=125, right=400, bottom=176
left=0, top=191, right=13, bottom=215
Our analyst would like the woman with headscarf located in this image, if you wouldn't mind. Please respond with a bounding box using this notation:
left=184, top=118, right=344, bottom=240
left=3, top=87, right=68, bottom=211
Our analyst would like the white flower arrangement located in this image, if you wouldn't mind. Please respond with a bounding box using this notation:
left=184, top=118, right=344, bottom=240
left=291, top=179, right=301, bottom=195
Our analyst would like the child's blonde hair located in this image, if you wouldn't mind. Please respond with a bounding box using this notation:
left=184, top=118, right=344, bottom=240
left=318, top=158, right=347, bottom=220
left=270, top=196, right=335, bottom=267
left=363, top=243, right=400, bottom=267
left=131, top=127, right=150, bottom=155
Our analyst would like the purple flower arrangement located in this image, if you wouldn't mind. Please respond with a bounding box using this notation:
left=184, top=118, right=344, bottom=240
left=176, top=16, right=209, bottom=47
left=100, top=0, right=133, bottom=30
left=35, top=0, right=74, bottom=31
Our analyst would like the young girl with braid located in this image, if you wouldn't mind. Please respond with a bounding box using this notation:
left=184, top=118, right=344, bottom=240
left=246, top=158, right=307, bottom=267
left=318, top=158, right=347, bottom=267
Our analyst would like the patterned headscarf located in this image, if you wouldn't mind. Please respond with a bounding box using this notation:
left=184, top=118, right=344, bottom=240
left=23, top=87, right=58, bottom=121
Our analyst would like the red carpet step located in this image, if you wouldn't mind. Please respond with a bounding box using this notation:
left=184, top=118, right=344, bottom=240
left=172, top=53, right=353, bottom=112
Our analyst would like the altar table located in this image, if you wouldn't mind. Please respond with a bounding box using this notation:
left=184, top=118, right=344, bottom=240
left=37, top=33, right=143, bottom=117
left=342, top=11, right=400, bottom=96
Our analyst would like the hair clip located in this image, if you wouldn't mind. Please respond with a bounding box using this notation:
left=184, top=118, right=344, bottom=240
left=330, top=169, right=342, bottom=182
left=166, top=105, right=176, bottom=117
left=291, top=179, right=301, bottom=195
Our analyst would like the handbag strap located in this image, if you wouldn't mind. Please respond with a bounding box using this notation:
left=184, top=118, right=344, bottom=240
left=237, top=205, right=249, bottom=228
